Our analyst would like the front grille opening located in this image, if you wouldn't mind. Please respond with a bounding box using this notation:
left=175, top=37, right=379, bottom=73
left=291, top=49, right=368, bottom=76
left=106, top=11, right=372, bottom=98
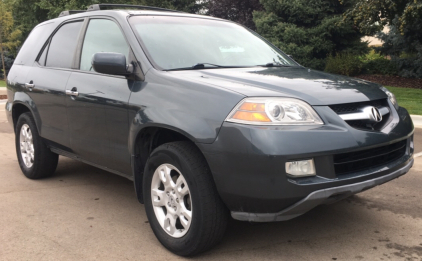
left=330, top=99, right=391, bottom=131
left=347, top=116, right=390, bottom=131
left=330, top=100, right=385, bottom=114
left=334, top=140, right=407, bottom=175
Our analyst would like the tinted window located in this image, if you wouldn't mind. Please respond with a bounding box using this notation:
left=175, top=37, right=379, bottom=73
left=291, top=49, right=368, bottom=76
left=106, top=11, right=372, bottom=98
left=45, top=21, right=83, bottom=69
left=80, top=19, right=129, bottom=71
left=14, top=22, right=56, bottom=65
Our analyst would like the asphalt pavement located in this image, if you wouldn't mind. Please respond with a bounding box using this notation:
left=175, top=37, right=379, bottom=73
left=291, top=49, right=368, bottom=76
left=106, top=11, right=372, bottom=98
left=1, top=104, right=422, bottom=261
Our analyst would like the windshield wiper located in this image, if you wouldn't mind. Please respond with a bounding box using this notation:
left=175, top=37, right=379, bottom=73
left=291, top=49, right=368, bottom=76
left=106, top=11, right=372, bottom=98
left=259, top=63, right=292, bottom=68
left=164, top=63, right=249, bottom=71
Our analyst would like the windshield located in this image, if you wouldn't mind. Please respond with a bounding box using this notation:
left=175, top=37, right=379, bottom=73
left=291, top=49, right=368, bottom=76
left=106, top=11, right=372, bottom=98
left=129, top=16, right=299, bottom=70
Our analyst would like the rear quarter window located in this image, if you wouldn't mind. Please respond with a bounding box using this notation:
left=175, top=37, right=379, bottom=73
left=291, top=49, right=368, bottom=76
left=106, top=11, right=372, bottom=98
left=14, top=22, right=56, bottom=66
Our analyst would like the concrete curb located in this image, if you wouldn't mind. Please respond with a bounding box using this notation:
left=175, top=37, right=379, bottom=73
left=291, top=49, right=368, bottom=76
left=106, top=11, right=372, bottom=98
left=411, top=115, right=422, bottom=128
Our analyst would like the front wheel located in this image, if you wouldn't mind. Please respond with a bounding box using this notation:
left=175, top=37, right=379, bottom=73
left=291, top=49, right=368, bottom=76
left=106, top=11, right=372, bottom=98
left=143, top=141, right=228, bottom=256
left=15, top=112, right=58, bottom=179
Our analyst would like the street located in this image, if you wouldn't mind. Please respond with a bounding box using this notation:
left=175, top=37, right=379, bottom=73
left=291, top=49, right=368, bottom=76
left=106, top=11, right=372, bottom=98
left=1, top=104, right=422, bottom=260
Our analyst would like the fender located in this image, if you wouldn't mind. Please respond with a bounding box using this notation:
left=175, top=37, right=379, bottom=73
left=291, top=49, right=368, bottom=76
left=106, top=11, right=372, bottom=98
left=127, top=69, right=245, bottom=147
left=127, top=70, right=246, bottom=203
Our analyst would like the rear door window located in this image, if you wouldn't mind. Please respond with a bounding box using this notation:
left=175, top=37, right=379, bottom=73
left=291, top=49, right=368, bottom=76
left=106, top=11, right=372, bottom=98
left=45, top=21, right=83, bottom=69
left=80, top=19, right=129, bottom=71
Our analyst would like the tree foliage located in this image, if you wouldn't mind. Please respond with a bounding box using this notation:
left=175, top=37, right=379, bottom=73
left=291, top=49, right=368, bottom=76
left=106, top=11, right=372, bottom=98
left=346, top=0, right=422, bottom=77
left=377, top=18, right=422, bottom=78
left=345, top=0, right=422, bottom=35
left=0, top=0, right=21, bottom=79
left=206, top=0, right=262, bottom=30
left=253, top=0, right=368, bottom=70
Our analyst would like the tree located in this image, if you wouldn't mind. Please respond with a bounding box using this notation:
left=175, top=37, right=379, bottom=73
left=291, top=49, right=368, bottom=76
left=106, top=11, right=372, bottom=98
left=346, top=0, right=422, bottom=78
left=377, top=17, right=422, bottom=78
left=345, top=0, right=421, bottom=35
left=0, top=0, right=21, bottom=80
left=207, top=0, right=262, bottom=30
left=253, top=0, right=368, bottom=71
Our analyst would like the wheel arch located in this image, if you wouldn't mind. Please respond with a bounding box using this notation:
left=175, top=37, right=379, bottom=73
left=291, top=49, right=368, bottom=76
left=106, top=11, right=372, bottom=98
left=11, top=101, right=40, bottom=133
left=131, top=125, right=210, bottom=204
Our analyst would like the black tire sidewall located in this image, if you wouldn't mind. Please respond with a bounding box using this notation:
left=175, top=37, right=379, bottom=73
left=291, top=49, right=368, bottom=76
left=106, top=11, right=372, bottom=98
left=15, top=113, right=45, bottom=178
left=143, top=145, right=209, bottom=255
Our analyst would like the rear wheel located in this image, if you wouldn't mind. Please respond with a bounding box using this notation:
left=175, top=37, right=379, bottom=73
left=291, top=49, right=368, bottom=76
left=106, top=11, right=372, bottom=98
left=143, top=141, right=228, bottom=256
left=15, top=112, right=58, bottom=179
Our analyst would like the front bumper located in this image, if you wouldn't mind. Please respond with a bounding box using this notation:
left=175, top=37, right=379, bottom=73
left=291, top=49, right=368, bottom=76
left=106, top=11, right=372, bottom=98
left=197, top=105, right=414, bottom=219
left=232, top=158, right=413, bottom=222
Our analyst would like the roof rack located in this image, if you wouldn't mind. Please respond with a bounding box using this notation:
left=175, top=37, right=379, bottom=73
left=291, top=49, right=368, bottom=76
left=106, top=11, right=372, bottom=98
left=58, top=10, right=86, bottom=18
left=86, top=4, right=182, bottom=13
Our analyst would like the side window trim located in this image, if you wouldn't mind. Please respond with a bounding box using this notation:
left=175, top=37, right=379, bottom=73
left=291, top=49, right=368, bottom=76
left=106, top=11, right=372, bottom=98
left=35, top=18, right=85, bottom=70
left=72, top=18, right=89, bottom=69
left=36, top=38, right=50, bottom=66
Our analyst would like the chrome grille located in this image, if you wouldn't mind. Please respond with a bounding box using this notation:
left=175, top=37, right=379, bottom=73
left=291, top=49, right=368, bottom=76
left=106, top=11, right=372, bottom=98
left=330, top=99, right=391, bottom=131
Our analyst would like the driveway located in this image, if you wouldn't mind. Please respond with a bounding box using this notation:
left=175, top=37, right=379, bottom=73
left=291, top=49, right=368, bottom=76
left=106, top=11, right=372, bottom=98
left=1, top=101, right=422, bottom=260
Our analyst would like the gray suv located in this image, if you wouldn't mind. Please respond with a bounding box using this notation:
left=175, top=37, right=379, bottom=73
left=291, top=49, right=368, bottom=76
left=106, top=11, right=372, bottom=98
left=5, top=4, right=414, bottom=256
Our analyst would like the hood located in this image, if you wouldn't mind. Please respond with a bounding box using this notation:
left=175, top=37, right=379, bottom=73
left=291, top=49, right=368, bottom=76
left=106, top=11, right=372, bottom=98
left=166, top=67, right=388, bottom=106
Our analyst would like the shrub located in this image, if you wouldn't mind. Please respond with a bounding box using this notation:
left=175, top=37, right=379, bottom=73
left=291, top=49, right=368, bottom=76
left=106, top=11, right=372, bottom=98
left=324, top=52, right=363, bottom=76
left=392, top=56, right=422, bottom=78
left=362, top=58, right=398, bottom=75
left=360, top=50, right=398, bottom=76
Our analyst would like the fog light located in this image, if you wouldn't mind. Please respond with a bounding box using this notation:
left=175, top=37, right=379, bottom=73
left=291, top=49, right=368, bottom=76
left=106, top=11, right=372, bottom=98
left=286, top=159, right=316, bottom=177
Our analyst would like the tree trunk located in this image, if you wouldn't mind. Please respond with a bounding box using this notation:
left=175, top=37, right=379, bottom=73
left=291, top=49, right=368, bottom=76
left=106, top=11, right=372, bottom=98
left=0, top=42, right=6, bottom=81
left=0, top=26, right=6, bottom=81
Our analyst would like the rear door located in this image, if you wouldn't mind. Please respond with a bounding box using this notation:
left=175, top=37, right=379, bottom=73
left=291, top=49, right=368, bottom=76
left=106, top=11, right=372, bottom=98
left=24, top=20, right=84, bottom=149
left=65, top=18, right=133, bottom=175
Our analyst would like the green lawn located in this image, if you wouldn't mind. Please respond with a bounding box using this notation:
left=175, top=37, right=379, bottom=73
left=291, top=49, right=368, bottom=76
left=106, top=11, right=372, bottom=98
left=386, top=86, right=422, bottom=115
left=0, top=80, right=5, bottom=87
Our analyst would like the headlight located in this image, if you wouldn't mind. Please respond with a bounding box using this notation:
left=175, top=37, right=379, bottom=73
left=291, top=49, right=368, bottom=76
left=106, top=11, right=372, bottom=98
left=380, top=87, right=399, bottom=110
left=225, top=97, right=323, bottom=125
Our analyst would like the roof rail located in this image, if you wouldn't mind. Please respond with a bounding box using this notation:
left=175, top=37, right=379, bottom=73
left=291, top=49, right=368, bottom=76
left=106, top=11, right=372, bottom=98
left=58, top=10, right=86, bottom=18
left=86, top=4, right=183, bottom=13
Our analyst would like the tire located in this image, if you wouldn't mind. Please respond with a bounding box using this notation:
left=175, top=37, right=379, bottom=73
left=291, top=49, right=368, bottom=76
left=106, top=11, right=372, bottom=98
left=15, top=112, right=58, bottom=179
left=143, top=141, right=228, bottom=256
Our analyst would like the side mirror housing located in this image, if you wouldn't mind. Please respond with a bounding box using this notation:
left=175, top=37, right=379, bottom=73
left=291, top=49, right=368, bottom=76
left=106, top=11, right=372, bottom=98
left=91, top=52, right=133, bottom=76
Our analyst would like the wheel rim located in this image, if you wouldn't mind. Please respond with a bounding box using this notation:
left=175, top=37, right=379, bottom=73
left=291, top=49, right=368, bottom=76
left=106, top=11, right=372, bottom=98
left=151, top=164, right=192, bottom=238
left=19, top=124, right=34, bottom=168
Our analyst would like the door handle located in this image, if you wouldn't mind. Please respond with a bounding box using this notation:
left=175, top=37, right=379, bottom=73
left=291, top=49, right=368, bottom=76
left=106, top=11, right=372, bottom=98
left=25, top=82, right=35, bottom=91
left=65, top=89, right=79, bottom=97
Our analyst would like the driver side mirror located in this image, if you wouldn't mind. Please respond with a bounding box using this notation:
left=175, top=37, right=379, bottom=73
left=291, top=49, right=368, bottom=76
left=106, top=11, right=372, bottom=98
left=91, top=52, right=133, bottom=76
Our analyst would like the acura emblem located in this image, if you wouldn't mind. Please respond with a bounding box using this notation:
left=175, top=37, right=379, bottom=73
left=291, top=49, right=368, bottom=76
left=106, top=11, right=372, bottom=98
left=370, top=107, right=382, bottom=122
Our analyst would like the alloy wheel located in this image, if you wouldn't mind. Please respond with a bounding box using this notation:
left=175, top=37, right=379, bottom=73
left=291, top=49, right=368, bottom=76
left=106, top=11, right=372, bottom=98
left=19, top=124, right=34, bottom=168
left=151, top=163, right=192, bottom=238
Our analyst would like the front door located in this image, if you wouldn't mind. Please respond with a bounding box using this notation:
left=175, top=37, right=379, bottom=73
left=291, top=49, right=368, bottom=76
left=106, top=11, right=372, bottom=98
left=65, top=18, right=133, bottom=174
